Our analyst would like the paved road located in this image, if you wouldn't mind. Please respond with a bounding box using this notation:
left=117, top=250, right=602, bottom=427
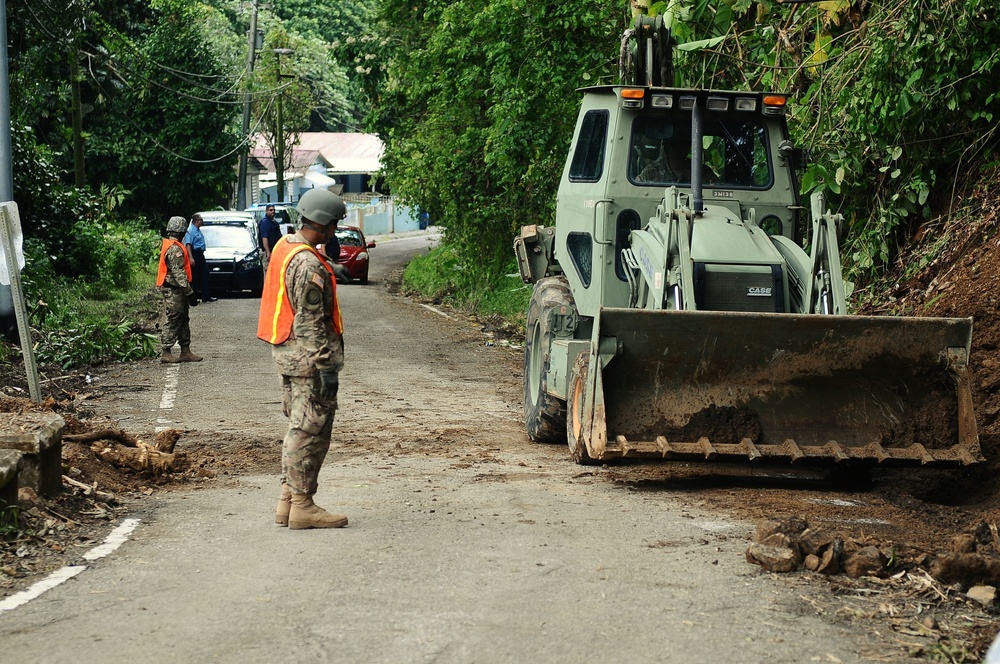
left=0, top=230, right=880, bottom=663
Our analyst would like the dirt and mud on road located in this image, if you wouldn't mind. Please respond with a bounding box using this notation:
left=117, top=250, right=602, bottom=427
left=2, top=226, right=1000, bottom=661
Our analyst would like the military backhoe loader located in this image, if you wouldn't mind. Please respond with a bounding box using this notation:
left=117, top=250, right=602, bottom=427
left=513, top=15, right=980, bottom=467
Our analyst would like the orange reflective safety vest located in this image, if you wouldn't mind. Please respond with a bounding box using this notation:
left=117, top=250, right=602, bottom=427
left=256, top=236, right=343, bottom=345
left=156, top=238, right=192, bottom=286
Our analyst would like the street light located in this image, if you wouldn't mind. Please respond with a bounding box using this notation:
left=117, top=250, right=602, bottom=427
left=272, top=48, right=293, bottom=203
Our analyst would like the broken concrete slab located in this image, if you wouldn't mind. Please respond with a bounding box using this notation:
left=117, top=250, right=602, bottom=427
left=0, top=448, right=22, bottom=510
left=0, top=413, right=64, bottom=496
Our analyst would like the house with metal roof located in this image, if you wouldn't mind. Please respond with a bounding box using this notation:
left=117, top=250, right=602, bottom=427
left=249, top=132, right=384, bottom=204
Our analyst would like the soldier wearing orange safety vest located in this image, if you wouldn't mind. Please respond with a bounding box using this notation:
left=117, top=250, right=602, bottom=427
left=256, top=188, right=349, bottom=530
left=157, top=216, right=202, bottom=363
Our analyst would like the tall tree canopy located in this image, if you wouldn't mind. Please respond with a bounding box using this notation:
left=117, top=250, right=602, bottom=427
left=7, top=0, right=372, bottom=245
left=362, top=0, right=1000, bottom=290
left=86, top=0, right=244, bottom=216
left=359, top=0, right=619, bottom=288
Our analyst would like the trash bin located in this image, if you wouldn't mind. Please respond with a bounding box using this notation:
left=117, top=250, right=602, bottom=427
left=418, top=211, right=430, bottom=230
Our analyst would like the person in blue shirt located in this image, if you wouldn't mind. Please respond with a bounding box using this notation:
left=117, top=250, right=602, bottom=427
left=259, top=205, right=284, bottom=269
left=184, top=213, right=217, bottom=303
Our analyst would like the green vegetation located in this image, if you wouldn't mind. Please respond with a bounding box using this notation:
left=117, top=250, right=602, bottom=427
left=402, top=246, right=529, bottom=325
left=367, top=0, right=999, bottom=315
left=13, top=219, right=160, bottom=369
left=0, top=504, right=19, bottom=539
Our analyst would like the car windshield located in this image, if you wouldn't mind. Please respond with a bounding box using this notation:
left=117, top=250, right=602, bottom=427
left=203, top=225, right=254, bottom=252
left=334, top=229, right=363, bottom=247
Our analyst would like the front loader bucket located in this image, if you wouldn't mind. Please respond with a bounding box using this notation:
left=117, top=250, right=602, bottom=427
left=591, top=309, right=980, bottom=465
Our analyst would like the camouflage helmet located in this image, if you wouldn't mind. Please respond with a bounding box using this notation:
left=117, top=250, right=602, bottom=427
left=296, top=189, right=346, bottom=226
left=166, top=216, right=188, bottom=234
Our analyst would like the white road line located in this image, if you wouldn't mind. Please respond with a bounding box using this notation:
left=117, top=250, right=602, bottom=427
left=0, top=566, right=86, bottom=612
left=156, top=364, right=180, bottom=432
left=419, top=303, right=451, bottom=319
left=82, top=518, right=141, bottom=561
left=0, top=517, right=141, bottom=612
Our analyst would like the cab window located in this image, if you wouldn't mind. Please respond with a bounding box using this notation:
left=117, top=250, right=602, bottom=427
left=569, top=111, right=609, bottom=182
left=629, top=114, right=771, bottom=189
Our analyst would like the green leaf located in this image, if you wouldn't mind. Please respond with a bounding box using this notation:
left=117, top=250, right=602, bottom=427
left=917, top=186, right=930, bottom=205
left=676, top=36, right=727, bottom=52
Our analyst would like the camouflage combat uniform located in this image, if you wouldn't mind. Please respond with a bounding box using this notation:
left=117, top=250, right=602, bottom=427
left=271, top=233, right=345, bottom=495
left=159, top=241, right=194, bottom=350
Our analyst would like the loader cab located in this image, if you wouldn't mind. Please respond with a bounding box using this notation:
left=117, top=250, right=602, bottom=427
left=555, top=86, right=804, bottom=317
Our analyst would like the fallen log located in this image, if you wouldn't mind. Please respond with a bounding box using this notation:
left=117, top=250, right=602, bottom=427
left=65, top=428, right=140, bottom=447
left=65, top=428, right=181, bottom=454
left=154, top=429, right=181, bottom=453
left=92, top=440, right=186, bottom=475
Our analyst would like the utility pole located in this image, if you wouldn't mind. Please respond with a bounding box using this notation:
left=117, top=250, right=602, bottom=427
left=273, top=48, right=293, bottom=202
left=0, top=0, right=42, bottom=401
left=275, top=90, right=284, bottom=201
left=236, top=1, right=259, bottom=210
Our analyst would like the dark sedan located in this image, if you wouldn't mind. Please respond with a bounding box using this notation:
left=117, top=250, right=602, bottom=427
left=199, top=215, right=264, bottom=296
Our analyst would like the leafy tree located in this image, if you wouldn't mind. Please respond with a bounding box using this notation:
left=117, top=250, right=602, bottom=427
left=365, top=0, right=620, bottom=293
left=645, top=0, right=1000, bottom=283
left=271, top=0, right=376, bottom=129
left=250, top=25, right=351, bottom=196
left=7, top=0, right=156, bottom=184
left=85, top=0, right=244, bottom=219
left=368, top=0, right=1000, bottom=295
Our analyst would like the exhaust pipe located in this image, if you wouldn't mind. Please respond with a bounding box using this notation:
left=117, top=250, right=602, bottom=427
left=690, top=100, right=704, bottom=215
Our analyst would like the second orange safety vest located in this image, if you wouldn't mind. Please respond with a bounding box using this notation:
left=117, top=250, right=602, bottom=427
left=156, top=238, right=193, bottom=286
left=257, top=236, right=343, bottom=345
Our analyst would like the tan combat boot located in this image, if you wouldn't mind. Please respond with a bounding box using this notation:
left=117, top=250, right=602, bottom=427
left=160, top=348, right=180, bottom=363
left=178, top=345, right=203, bottom=362
left=275, top=484, right=291, bottom=526
left=288, top=493, right=348, bottom=530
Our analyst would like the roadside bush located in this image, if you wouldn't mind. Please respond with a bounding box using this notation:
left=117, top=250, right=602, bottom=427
left=402, top=246, right=530, bottom=325
left=401, top=245, right=460, bottom=302
left=11, top=122, right=105, bottom=277
left=15, top=222, right=160, bottom=369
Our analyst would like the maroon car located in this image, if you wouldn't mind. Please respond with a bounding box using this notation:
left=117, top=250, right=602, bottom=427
left=332, top=225, right=375, bottom=284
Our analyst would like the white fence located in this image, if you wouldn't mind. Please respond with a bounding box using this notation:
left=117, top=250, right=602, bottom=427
left=343, top=200, right=423, bottom=235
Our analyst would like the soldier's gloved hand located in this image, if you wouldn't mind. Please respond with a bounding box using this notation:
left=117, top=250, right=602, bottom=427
left=318, top=369, right=339, bottom=401
left=333, top=263, right=350, bottom=284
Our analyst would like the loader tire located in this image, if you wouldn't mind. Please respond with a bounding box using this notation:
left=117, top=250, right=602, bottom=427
left=524, top=277, right=573, bottom=443
left=567, top=352, right=597, bottom=465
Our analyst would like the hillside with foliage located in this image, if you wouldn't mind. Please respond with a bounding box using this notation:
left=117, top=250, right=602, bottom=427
left=357, top=0, right=998, bottom=307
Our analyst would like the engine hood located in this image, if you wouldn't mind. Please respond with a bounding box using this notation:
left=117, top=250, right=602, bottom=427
left=690, top=205, right=784, bottom=266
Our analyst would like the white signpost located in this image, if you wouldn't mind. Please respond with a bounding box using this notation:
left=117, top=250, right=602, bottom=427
left=0, top=201, right=40, bottom=401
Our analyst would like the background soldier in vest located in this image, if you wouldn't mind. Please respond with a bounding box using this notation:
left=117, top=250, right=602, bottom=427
left=257, top=189, right=348, bottom=530
left=157, top=216, right=203, bottom=363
